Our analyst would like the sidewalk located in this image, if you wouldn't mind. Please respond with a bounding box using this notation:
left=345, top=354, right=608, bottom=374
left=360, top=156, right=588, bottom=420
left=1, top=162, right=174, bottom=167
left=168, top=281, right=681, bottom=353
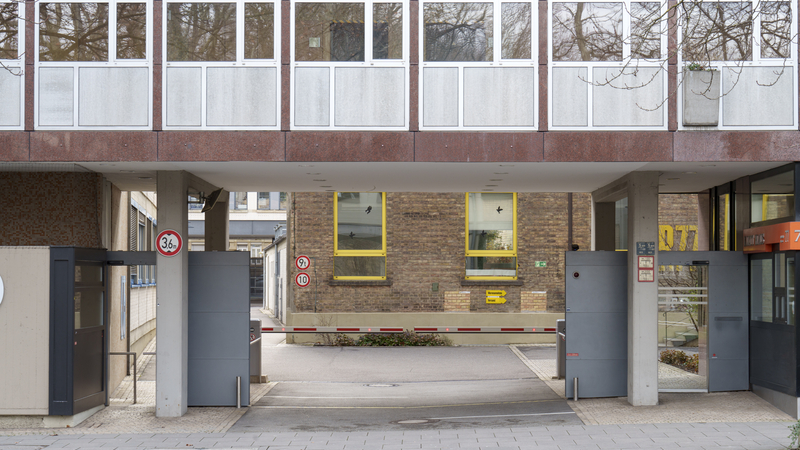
left=0, top=309, right=796, bottom=449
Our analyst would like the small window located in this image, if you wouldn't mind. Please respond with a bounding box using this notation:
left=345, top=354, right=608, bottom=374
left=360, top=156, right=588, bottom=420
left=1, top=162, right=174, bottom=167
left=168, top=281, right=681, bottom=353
left=279, top=192, right=287, bottom=210
left=257, top=192, right=270, bottom=210
left=0, top=2, right=20, bottom=60
left=760, top=1, right=792, bottom=59
left=465, top=192, right=516, bottom=279
left=334, top=192, right=386, bottom=279
left=230, top=192, right=248, bottom=210
left=751, top=167, right=794, bottom=225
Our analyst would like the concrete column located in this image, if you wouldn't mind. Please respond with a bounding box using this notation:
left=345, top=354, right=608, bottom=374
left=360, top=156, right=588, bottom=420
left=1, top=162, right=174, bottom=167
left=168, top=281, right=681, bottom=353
left=594, top=201, right=616, bottom=251
left=156, top=171, right=190, bottom=417
left=626, top=171, right=660, bottom=406
left=205, top=189, right=229, bottom=251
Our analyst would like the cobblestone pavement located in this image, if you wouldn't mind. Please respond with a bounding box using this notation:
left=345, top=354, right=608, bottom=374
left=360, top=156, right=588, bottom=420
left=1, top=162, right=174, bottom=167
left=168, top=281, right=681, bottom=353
left=0, top=422, right=794, bottom=449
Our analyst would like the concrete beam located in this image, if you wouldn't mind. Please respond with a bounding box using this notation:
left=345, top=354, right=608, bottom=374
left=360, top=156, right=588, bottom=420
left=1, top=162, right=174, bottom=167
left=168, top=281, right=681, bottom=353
left=205, top=189, right=229, bottom=251
left=156, top=170, right=190, bottom=417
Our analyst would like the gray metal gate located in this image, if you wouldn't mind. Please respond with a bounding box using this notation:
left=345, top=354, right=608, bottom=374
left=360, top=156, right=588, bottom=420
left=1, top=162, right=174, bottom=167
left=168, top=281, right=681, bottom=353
left=565, top=251, right=748, bottom=398
left=565, top=251, right=628, bottom=398
left=188, top=251, right=251, bottom=406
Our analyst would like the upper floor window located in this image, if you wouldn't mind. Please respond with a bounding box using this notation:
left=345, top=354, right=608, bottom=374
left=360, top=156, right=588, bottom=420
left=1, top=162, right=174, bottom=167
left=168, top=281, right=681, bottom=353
left=40, top=0, right=148, bottom=61
left=552, top=1, right=662, bottom=62
left=166, top=0, right=275, bottom=61
left=334, top=192, right=386, bottom=279
left=294, top=1, right=403, bottom=62
left=680, top=0, right=793, bottom=63
left=0, top=2, right=20, bottom=60
left=423, top=1, right=533, bottom=61
left=257, top=192, right=270, bottom=210
left=465, top=192, right=517, bottom=279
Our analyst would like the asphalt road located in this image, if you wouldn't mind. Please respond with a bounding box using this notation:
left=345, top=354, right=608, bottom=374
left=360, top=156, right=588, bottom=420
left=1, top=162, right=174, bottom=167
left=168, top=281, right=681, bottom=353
left=231, top=345, right=580, bottom=432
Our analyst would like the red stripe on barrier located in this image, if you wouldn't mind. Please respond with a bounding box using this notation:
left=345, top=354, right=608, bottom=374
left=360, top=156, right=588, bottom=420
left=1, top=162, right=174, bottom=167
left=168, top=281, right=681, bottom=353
left=501, top=328, right=524, bottom=332
left=458, top=328, right=481, bottom=332
left=415, top=328, right=438, bottom=332
left=544, top=328, right=557, bottom=332
left=380, top=328, right=404, bottom=332
left=262, top=328, right=274, bottom=331
left=336, top=328, right=360, bottom=332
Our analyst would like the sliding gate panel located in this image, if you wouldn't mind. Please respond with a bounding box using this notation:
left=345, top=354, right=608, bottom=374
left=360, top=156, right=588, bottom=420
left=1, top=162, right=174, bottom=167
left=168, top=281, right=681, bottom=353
left=188, top=252, right=250, bottom=406
left=565, top=251, right=627, bottom=398
left=659, top=252, right=748, bottom=392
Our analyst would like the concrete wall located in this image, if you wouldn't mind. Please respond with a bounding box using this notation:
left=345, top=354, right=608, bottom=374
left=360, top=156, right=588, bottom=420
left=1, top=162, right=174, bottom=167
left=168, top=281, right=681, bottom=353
left=264, top=237, right=288, bottom=323
left=0, top=247, right=51, bottom=414
left=286, top=312, right=564, bottom=345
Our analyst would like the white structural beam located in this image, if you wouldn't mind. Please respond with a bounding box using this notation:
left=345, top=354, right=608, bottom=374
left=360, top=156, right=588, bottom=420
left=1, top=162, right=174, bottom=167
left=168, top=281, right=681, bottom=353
left=626, top=171, right=660, bottom=406
left=156, top=171, right=190, bottom=417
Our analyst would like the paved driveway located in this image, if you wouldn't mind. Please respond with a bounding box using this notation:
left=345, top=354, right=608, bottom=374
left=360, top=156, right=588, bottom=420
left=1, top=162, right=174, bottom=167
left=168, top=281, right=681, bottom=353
left=232, top=345, right=580, bottom=432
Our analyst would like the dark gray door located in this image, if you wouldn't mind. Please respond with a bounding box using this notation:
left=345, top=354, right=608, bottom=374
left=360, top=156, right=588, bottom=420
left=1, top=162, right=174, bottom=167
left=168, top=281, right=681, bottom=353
left=658, top=252, right=748, bottom=392
left=188, top=251, right=251, bottom=406
left=565, top=251, right=628, bottom=398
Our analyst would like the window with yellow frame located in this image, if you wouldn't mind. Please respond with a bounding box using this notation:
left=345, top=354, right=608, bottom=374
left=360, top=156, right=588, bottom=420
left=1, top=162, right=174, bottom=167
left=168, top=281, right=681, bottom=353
left=465, top=192, right=517, bottom=279
left=334, top=192, right=386, bottom=279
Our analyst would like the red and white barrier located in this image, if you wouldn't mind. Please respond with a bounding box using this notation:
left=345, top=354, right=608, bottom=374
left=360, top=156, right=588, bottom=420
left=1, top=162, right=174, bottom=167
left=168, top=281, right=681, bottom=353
left=261, top=326, right=556, bottom=333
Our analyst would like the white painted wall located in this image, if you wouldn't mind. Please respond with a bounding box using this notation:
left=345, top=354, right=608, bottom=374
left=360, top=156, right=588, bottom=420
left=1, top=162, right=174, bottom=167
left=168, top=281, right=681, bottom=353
left=0, top=247, right=51, bottom=415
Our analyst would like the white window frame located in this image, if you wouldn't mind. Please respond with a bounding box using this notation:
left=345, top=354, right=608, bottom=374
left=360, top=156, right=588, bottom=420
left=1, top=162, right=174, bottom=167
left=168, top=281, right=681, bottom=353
left=162, top=0, right=281, bottom=130
left=34, top=0, right=154, bottom=130
left=290, top=0, right=410, bottom=130
left=677, top=0, right=798, bottom=130
left=0, top=1, right=25, bottom=130
left=419, top=0, right=538, bottom=131
left=548, top=0, right=668, bottom=131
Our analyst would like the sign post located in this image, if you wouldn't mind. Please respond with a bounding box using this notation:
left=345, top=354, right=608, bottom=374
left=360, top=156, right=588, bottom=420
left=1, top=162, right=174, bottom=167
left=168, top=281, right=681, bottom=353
left=156, top=229, right=183, bottom=257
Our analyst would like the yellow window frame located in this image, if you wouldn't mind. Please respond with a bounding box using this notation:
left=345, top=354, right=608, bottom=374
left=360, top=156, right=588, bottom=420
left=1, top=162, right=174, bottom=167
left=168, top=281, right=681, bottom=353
left=333, top=192, right=387, bottom=280
left=464, top=192, right=518, bottom=280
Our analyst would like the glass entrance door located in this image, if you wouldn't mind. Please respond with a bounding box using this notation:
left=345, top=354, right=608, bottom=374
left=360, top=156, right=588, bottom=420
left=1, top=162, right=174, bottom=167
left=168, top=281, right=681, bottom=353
left=657, top=264, right=709, bottom=392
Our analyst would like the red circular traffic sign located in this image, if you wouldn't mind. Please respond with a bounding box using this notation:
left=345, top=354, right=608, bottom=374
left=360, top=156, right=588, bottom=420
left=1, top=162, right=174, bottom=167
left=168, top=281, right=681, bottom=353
left=296, top=255, right=311, bottom=270
left=295, top=272, right=311, bottom=288
left=156, top=229, right=183, bottom=257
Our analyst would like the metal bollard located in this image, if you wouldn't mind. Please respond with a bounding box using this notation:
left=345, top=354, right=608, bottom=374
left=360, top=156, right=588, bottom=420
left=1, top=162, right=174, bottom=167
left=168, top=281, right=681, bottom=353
left=236, top=376, right=241, bottom=408
left=573, top=378, right=578, bottom=402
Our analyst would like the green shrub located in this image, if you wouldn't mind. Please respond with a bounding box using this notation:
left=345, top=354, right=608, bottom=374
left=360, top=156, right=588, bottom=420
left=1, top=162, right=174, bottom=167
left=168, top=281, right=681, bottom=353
left=659, top=349, right=698, bottom=374
left=322, top=331, right=451, bottom=346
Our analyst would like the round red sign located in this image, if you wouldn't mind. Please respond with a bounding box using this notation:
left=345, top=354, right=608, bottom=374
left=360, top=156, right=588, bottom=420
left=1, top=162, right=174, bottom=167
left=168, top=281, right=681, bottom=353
left=156, top=229, right=183, bottom=257
left=295, top=272, right=311, bottom=288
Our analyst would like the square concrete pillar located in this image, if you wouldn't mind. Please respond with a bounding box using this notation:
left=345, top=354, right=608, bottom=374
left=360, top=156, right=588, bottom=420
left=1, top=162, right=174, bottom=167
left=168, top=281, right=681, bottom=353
left=626, top=171, right=660, bottom=406
left=156, top=171, right=190, bottom=417
left=205, top=189, right=229, bottom=252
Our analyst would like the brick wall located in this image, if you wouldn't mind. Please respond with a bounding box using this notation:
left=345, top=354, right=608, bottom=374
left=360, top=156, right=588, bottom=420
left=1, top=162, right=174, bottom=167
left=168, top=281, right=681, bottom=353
left=658, top=194, right=701, bottom=251
left=291, top=192, right=592, bottom=313
left=0, top=172, right=104, bottom=247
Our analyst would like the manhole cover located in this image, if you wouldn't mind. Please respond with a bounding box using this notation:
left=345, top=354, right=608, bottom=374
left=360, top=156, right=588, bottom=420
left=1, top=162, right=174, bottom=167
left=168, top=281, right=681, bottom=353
left=365, top=383, right=398, bottom=387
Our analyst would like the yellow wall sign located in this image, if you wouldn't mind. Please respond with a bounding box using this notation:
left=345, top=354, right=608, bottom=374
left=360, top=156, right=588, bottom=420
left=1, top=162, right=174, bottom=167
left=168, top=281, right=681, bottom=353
left=486, top=290, right=506, bottom=304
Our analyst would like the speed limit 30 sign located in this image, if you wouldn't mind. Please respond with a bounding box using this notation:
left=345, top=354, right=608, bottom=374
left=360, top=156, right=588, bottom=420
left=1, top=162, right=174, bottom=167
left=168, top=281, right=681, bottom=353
left=295, top=272, right=311, bottom=288
left=156, top=229, right=183, bottom=257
